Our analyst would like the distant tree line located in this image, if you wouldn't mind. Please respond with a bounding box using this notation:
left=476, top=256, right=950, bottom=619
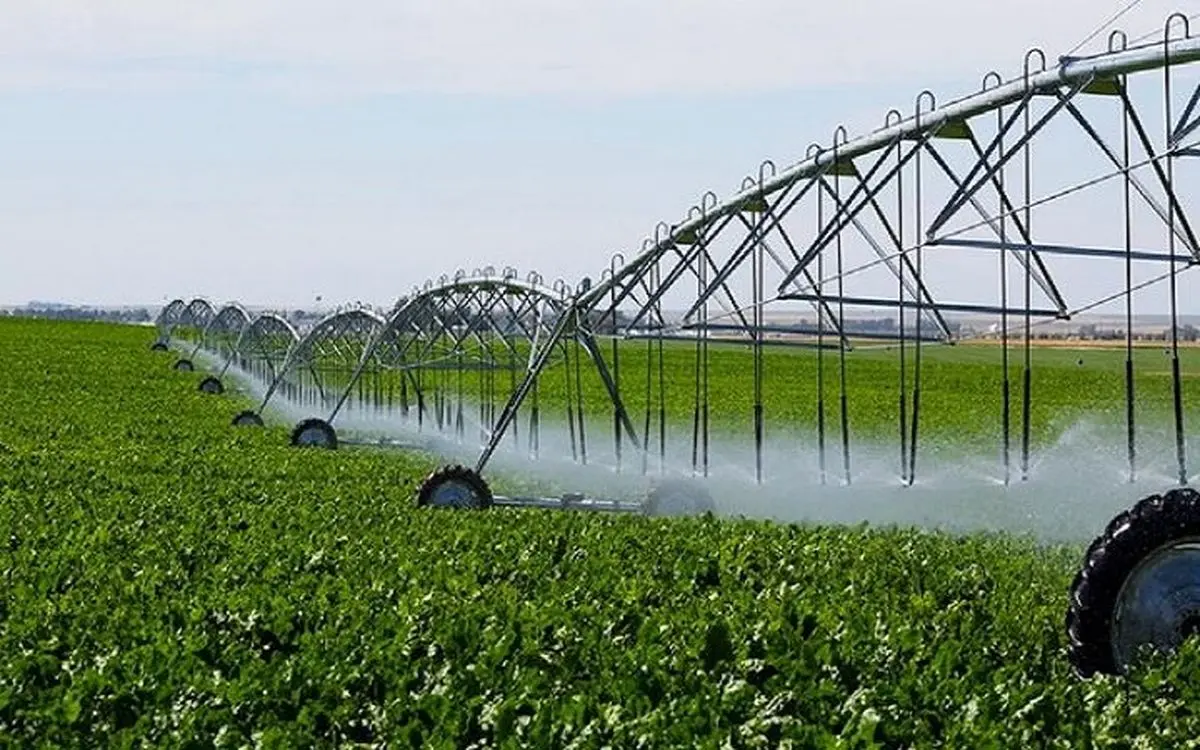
left=2, top=305, right=154, bottom=323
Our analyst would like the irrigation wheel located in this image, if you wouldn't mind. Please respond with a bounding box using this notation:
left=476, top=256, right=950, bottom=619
left=173, top=358, right=195, bottom=372
left=290, top=418, right=338, bottom=449
left=1067, top=487, right=1200, bottom=677
left=231, top=410, right=264, bottom=428
left=417, top=465, right=493, bottom=509
left=643, top=478, right=717, bottom=517
left=150, top=341, right=168, bottom=352
left=198, top=376, right=224, bottom=395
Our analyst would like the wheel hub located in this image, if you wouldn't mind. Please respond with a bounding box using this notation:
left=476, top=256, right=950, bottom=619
left=232, top=411, right=264, bottom=427
left=429, top=479, right=479, bottom=508
left=296, top=427, right=332, bottom=447
left=1112, top=539, right=1200, bottom=669
left=199, top=377, right=223, bottom=394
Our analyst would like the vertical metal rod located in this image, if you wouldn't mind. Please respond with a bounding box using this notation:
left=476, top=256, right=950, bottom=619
left=897, top=136, right=909, bottom=485
left=657, top=274, right=667, bottom=475
left=700, top=238, right=711, bottom=479
left=472, top=345, right=482, bottom=444
left=357, top=360, right=364, bottom=407
left=998, top=102, right=1012, bottom=486
left=439, top=351, right=447, bottom=433
left=642, top=334, right=653, bottom=476
left=493, top=336, right=500, bottom=439
left=489, top=339, right=498, bottom=446
left=908, top=133, right=924, bottom=486
left=835, top=157, right=852, bottom=486
left=565, top=338, right=579, bottom=462
left=478, top=344, right=486, bottom=444
left=816, top=180, right=828, bottom=485
left=1123, top=76, right=1137, bottom=483
left=1021, top=86, right=1034, bottom=482
left=1165, top=45, right=1188, bottom=485
left=509, top=333, right=519, bottom=450
left=417, top=368, right=425, bottom=432
left=370, top=364, right=378, bottom=415
left=455, top=352, right=465, bottom=443
left=691, top=249, right=703, bottom=476
left=374, top=366, right=381, bottom=415
left=753, top=208, right=765, bottom=484
left=442, top=362, right=449, bottom=432
left=487, top=328, right=496, bottom=445
left=611, top=264, right=623, bottom=472
left=438, top=358, right=446, bottom=432
left=574, top=324, right=589, bottom=466
left=530, top=376, right=541, bottom=460
left=644, top=260, right=661, bottom=475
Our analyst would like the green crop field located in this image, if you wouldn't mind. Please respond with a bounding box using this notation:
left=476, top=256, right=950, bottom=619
left=3, top=317, right=1200, bottom=746
left=255, top=324, right=1200, bottom=463
left=561, top=337, right=1200, bottom=449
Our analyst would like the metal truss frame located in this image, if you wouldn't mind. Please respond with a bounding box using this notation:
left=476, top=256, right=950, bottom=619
left=232, top=313, right=300, bottom=385
left=477, top=19, right=1200, bottom=487
left=154, top=298, right=187, bottom=343
left=165, top=14, right=1200, bottom=494
left=253, top=308, right=386, bottom=415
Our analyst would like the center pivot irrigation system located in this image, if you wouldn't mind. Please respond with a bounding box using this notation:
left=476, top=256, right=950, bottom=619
left=151, top=17, right=1200, bottom=677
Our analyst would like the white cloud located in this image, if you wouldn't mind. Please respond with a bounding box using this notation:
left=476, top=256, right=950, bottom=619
left=0, top=0, right=1189, bottom=95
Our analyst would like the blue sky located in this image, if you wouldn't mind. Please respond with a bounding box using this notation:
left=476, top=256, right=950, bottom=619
left=0, top=0, right=1191, bottom=308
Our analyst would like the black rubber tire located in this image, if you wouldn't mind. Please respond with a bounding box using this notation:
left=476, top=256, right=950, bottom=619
left=1067, top=487, right=1200, bottom=677
left=231, top=410, right=265, bottom=428
left=198, top=376, right=224, bottom=395
left=643, top=478, right=716, bottom=517
left=150, top=341, right=168, bottom=352
left=173, top=358, right=195, bottom=372
left=416, top=465, right=493, bottom=509
left=289, top=418, right=338, bottom=449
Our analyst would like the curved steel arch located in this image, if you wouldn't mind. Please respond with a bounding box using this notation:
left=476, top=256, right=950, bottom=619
left=317, top=273, right=601, bottom=436
left=244, top=271, right=642, bottom=459
left=373, top=274, right=572, bottom=369
left=181, top=298, right=216, bottom=326
left=288, top=307, right=386, bottom=367
left=154, top=298, right=187, bottom=343
left=211, top=302, right=251, bottom=331
left=189, top=302, right=251, bottom=360
left=161, top=298, right=219, bottom=359
left=254, top=307, right=386, bottom=416
left=233, top=313, right=300, bottom=384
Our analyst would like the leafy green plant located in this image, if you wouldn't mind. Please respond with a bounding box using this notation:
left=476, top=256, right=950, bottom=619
left=1, top=319, right=1197, bottom=746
